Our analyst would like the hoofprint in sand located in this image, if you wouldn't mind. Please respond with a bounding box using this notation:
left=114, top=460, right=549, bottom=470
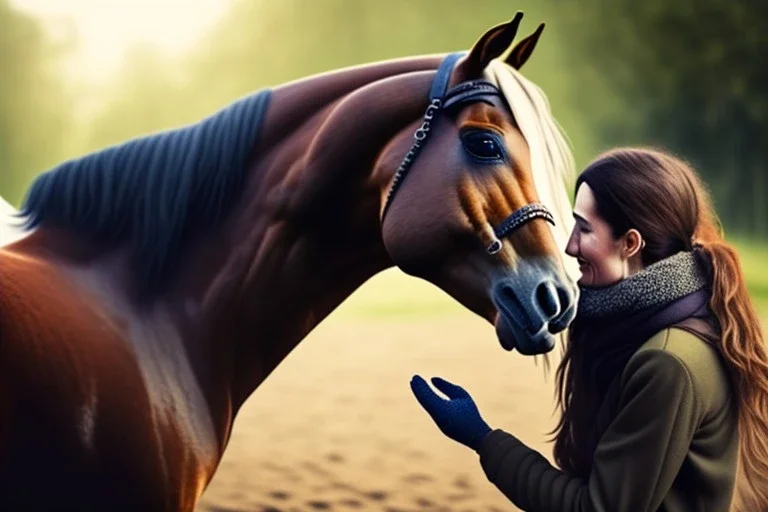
left=198, top=270, right=561, bottom=512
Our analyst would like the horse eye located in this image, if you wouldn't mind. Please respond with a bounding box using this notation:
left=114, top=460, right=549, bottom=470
left=460, top=130, right=504, bottom=161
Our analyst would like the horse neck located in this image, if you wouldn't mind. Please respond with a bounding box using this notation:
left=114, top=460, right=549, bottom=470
left=190, top=57, right=443, bottom=408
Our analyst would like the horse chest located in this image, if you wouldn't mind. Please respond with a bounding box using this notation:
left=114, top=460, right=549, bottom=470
left=127, top=317, right=221, bottom=468
left=65, top=262, right=222, bottom=475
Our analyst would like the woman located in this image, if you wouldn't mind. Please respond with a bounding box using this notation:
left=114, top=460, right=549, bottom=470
left=411, top=147, right=768, bottom=511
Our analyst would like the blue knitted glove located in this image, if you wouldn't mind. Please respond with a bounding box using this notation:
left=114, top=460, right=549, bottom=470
left=410, top=375, right=492, bottom=451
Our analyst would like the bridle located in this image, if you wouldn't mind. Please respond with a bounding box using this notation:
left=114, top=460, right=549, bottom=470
left=381, top=52, right=555, bottom=255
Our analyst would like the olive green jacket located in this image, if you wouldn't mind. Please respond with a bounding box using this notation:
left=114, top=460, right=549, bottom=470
left=478, top=326, right=739, bottom=511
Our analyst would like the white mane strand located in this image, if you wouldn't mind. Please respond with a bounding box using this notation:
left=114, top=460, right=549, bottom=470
left=484, top=60, right=579, bottom=281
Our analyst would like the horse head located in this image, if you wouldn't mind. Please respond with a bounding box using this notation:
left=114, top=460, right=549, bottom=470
left=378, top=14, right=579, bottom=355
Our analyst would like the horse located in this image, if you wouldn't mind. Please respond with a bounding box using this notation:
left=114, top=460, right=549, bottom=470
left=0, top=14, right=578, bottom=511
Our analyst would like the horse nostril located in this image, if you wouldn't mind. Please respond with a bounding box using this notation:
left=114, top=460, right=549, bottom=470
left=535, top=280, right=561, bottom=319
left=501, top=283, right=516, bottom=303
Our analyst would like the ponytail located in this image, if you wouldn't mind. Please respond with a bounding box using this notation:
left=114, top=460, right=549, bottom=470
left=699, top=237, right=768, bottom=511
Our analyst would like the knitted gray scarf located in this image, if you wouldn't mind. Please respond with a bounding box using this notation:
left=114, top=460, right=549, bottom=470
left=578, top=250, right=708, bottom=319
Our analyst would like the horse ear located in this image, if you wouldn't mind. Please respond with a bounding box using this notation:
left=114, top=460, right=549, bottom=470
left=504, top=22, right=545, bottom=70
left=459, top=12, right=524, bottom=78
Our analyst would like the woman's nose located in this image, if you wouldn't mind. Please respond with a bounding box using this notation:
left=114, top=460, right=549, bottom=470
left=565, top=230, right=578, bottom=258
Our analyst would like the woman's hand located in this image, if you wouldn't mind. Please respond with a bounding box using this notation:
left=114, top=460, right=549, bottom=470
left=410, top=375, right=492, bottom=451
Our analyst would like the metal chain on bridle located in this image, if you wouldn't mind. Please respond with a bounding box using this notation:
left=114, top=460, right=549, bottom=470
left=381, top=52, right=555, bottom=255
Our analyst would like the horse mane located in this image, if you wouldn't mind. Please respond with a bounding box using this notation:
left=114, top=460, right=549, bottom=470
left=18, top=89, right=272, bottom=293
left=484, top=60, right=579, bottom=281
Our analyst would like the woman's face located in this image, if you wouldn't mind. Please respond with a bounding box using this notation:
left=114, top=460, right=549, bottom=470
left=566, top=184, right=632, bottom=288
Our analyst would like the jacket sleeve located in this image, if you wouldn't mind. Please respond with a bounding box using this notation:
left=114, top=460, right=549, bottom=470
left=477, top=347, right=703, bottom=512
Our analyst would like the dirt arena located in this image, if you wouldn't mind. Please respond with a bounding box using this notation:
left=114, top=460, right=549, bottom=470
left=197, top=270, right=564, bottom=512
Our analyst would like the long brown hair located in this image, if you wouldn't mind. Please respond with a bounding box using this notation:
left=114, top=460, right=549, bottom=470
left=551, top=147, right=768, bottom=510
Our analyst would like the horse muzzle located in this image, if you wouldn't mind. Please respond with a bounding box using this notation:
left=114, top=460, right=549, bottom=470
left=491, top=260, right=578, bottom=355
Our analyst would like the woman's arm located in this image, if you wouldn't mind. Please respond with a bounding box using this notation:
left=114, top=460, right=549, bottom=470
left=478, top=346, right=703, bottom=512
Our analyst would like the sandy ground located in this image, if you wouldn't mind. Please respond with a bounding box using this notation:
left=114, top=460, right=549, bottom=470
left=196, top=273, right=563, bottom=512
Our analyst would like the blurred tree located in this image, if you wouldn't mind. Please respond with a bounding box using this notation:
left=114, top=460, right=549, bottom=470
left=555, top=0, right=768, bottom=238
left=184, top=1, right=562, bottom=108
left=82, top=45, right=193, bottom=152
left=0, top=0, right=72, bottom=206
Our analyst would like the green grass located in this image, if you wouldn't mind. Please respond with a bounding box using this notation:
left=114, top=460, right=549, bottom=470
left=332, top=269, right=464, bottom=321
left=731, top=238, right=768, bottom=320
